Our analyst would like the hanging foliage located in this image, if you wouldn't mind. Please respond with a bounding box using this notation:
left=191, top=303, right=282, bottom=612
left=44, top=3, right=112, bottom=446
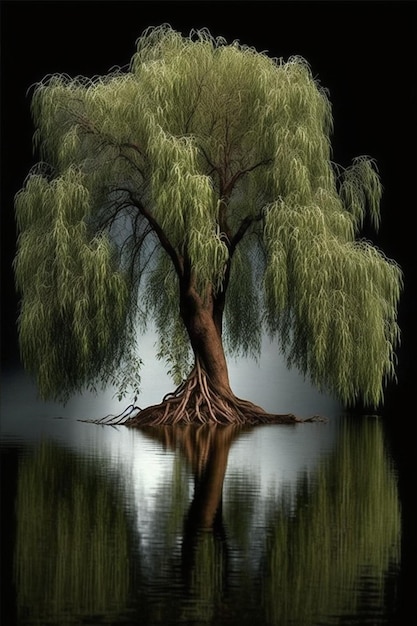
left=14, top=25, right=402, bottom=414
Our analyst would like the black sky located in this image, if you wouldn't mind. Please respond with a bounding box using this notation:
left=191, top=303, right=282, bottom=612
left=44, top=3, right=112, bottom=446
left=1, top=1, right=416, bottom=400
left=2, top=5, right=416, bottom=615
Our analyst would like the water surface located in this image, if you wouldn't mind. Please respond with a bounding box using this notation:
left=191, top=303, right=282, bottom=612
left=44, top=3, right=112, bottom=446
left=1, top=369, right=401, bottom=625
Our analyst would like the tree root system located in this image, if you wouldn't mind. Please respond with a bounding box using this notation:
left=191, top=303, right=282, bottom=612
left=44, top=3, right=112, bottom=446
left=91, top=363, right=325, bottom=427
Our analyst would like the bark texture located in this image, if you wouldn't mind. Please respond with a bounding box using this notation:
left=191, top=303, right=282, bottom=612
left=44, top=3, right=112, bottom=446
left=123, top=285, right=298, bottom=427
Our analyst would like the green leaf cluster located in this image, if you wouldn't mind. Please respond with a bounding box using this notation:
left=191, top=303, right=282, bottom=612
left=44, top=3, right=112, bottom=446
left=15, top=25, right=402, bottom=405
left=262, top=163, right=402, bottom=405
left=14, top=167, right=139, bottom=400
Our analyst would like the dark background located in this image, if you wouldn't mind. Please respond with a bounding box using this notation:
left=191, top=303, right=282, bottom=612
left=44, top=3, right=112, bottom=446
left=1, top=0, right=416, bottom=617
left=1, top=0, right=416, bottom=389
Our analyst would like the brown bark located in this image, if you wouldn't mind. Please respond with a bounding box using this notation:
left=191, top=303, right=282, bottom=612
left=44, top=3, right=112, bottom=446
left=186, top=428, right=231, bottom=529
left=179, top=283, right=231, bottom=396
left=88, top=196, right=321, bottom=428
left=111, top=188, right=300, bottom=426
left=120, top=285, right=298, bottom=426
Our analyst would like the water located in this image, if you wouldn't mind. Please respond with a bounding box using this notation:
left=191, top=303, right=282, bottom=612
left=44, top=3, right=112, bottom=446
left=1, top=367, right=404, bottom=625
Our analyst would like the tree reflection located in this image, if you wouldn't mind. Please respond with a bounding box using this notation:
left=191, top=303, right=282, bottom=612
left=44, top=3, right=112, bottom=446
left=13, top=418, right=401, bottom=624
left=143, top=418, right=401, bottom=624
left=141, top=424, right=245, bottom=623
left=259, top=417, right=401, bottom=624
left=14, top=441, right=139, bottom=624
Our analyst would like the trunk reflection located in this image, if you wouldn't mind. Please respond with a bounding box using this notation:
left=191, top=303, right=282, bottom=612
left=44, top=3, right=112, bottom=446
left=12, top=417, right=401, bottom=624
left=141, top=425, right=244, bottom=621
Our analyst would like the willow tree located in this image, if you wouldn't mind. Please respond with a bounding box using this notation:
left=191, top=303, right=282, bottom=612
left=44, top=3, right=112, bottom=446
left=14, top=25, right=402, bottom=425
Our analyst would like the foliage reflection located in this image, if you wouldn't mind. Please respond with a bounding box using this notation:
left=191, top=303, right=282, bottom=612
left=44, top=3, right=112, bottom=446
left=14, top=417, right=401, bottom=624
left=259, top=417, right=401, bottom=624
left=14, top=442, right=138, bottom=624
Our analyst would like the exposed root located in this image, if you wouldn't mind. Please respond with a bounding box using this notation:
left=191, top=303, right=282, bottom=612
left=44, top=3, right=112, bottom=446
left=83, top=363, right=328, bottom=427
left=116, top=363, right=300, bottom=427
left=79, top=403, right=141, bottom=426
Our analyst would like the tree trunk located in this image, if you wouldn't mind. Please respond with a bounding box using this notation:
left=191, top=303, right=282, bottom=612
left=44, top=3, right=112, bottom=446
left=179, top=284, right=231, bottom=396
left=119, top=284, right=298, bottom=427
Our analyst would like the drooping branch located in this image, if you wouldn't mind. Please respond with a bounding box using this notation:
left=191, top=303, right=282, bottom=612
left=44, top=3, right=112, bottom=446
left=113, top=188, right=184, bottom=279
left=198, top=144, right=217, bottom=173
left=18, top=26, right=401, bottom=413
left=134, top=200, right=184, bottom=276
left=211, top=204, right=265, bottom=335
left=230, top=211, right=265, bottom=256
left=222, top=158, right=274, bottom=197
left=117, top=149, right=146, bottom=180
left=217, top=157, right=273, bottom=250
left=94, top=193, right=155, bottom=284
left=124, top=222, right=156, bottom=285
left=97, top=198, right=132, bottom=233
left=119, top=141, right=145, bottom=157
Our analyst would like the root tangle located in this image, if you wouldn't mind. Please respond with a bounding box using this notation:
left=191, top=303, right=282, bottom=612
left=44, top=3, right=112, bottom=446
left=116, top=362, right=299, bottom=427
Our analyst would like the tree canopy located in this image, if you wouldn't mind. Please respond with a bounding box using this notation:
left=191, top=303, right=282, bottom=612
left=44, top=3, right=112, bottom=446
left=14, top=25, right=402, bottom=415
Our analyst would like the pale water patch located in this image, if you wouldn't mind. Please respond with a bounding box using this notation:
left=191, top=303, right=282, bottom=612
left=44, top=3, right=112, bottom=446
left=1, top=372, right=402, bottom=625
left=2, top=334, right=399, bottom=625
left=1, top=329, right=340, bottom=440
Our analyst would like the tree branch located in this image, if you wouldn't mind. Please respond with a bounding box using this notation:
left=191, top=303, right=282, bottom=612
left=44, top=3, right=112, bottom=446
left=124, top=190, right=184, bottom=278
left=119, top=141, right=144, bottom=156
left=97, top=198, right=132, bottom=233
left=199, top=144, right=220, bottom=178
left=230, top=211, right=264, bottom=256
left=223, top=158, right=274, bottom=196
